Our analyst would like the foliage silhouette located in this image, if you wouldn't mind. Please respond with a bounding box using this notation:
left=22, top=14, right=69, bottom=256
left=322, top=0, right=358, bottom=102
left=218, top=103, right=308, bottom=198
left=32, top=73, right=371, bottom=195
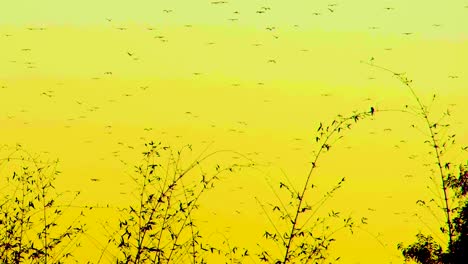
left=110, top=141, right=255, bottom=264
left=256, top=109, right=375, bottom=263
left=1, top=109, right=380, bottom=264
left=363, top=61, right=468, bottom=264
left=397, top=164, right=467, bottom=264
left=0, top=145, right=85, bottom=263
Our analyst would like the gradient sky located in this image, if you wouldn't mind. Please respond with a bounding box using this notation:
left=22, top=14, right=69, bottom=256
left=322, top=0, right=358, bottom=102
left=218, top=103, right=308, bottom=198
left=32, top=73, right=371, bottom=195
left=1, top=1, right=467, bottom=263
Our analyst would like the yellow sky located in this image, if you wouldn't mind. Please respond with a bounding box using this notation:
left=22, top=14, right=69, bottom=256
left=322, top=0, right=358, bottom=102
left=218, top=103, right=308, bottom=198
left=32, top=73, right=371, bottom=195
left=1, top=0, right=467, bottom=263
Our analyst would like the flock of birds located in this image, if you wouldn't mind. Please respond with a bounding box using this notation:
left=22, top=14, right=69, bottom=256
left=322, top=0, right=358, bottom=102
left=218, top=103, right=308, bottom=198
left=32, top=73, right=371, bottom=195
left=0, top=2, right=465, bottom=183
